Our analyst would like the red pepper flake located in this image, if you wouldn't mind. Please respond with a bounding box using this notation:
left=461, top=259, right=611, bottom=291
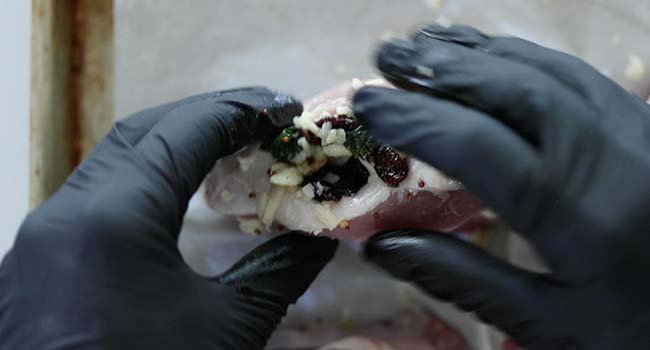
left=373, top=212, right=380, bottom=220
left=254, top=228, right=262, bottom=235
left=248, top=193, right=256, bottom=199
left=418, top=180, right=425, bottom=188
left=277, top=224, right=285, bottom=231
left=406, top=192, right=414, bottom=201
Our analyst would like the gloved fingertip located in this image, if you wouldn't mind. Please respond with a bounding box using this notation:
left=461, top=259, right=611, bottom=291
left=217, top=232, right=338, bottom=301
left=375, top=39, right=419, bottom=76
left=363, top=229, right=434, bottom=281
left=413, top=23, right=488, bottom=47
left=268, top=92, right=303, bottom=126
left=364, top=229, right=423, bottom=260
left=268, top=231, right=339, bottom=264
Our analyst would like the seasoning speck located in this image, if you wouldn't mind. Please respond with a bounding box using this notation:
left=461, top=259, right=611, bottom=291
left=248, top=193, right=256, bottom=199
left=277, top=224, right=285, bottom=231
left=373, top=212, right=380, bottom=220
left=254, top=228, right=262, bottom=235
left=418, top=180, right=425, bottom=188
left=406, top=192, right=414, bottom=201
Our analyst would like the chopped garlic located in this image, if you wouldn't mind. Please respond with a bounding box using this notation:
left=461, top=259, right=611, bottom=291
left=256, top=191, right=269, bottom=219
left=625, top=55, right=645, bottom=82
left=315, top=204, right=339, bottom=230
left=336, top=105, right=353, bottom=116
left=291, top=137, right=312, bottom=164
left=261, top=186, right=287, bottom=227
left=297, top=155, right=327, bottom=175
left=297, top=137, right=310, bottom=151
left=323, top=144, right=352, bottom=157
left=319, top=111, right=332, bottom=120
left=220, top=190, right=234, bottom=202
left=271, top=162, right=289, bottom=173
left=319, top=121, right=332, bottom=141
left=270, top=167, right=303, bottom=186
left=237, top=217, right=264, bottom=236
left=302, top=183, right=316, bottom=199
left=325, top=129, right=347, bottom=145
left=315, top=182, right=326, bottom=196
left=293, top=114, right=320, bottom=134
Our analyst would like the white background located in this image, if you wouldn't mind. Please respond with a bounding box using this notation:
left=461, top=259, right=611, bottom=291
left=0, top=1, right=30, bottom=257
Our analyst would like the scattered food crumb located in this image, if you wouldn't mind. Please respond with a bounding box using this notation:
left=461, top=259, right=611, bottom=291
left=624, top=55, right=645, bottom=82
left=380, top=29, right=396, bottom=41
left=435, top=15, right=453, bottom=28
left=339, top=220, right=350, bottom=229
left=423, top=0, right=444, bottom=11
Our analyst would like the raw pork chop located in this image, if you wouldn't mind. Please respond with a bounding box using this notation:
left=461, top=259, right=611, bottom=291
left=204, top=79, right=493, bottom=240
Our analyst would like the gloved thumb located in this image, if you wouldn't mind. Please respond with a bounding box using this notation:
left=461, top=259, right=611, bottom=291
left=210, top=233, right=338, bottom=350
left=364, top=230, right=549, bottom=345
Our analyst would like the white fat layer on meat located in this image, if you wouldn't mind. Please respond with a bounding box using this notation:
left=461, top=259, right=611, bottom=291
left=205, top=95, right=463, bottom=234
left=273, top=157, right=461, bottom=233
left=205, top=145, right=274, bottom=216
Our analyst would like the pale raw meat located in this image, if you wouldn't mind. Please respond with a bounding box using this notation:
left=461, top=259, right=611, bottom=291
left=268, top=310, right=469, bottom=350
left=204, top=79, right=493, bottom=240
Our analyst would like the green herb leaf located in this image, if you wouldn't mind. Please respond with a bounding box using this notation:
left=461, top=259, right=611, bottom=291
left=271, top=127, right=303, bottom=163
left=345, top=128, right=379, bottom=160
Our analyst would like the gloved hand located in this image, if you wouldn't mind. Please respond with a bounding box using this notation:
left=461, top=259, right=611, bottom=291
left=353, top=24, right=650, bottom=350
left=0, top=88, right=338, bottom=350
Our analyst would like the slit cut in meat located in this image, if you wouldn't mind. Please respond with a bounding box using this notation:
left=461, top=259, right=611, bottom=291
left=204, top=79, right=494, bottom=240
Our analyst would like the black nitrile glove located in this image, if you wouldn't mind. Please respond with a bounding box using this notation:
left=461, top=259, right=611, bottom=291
left=0, top=88, right=338, bottom=350
left=354, top=24, right=650, bottom=350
